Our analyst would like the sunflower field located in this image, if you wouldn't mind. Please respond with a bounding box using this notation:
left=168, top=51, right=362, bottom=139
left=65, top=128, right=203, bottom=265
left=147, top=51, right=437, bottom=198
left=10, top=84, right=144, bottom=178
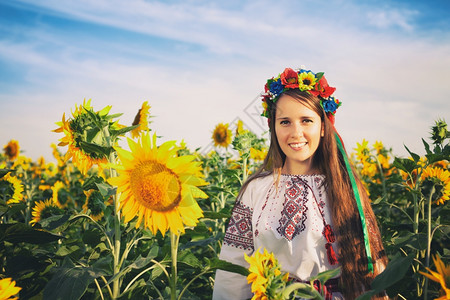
left=0, top=100, right=449, bottom=300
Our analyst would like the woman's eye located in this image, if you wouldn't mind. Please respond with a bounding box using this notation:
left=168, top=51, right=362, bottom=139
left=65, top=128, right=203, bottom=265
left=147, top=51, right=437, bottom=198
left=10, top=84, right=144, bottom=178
left=303, top=119, right=313, bottom=123
left=280, top=120, right=289, bottom=125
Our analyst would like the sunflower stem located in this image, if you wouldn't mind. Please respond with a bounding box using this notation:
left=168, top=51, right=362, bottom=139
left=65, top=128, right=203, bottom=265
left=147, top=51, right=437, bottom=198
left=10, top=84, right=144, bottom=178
left=170, top=232, right=180, bottom=300
left=102, top=126, right=121, bottom=299
left=423, top=184, right=435, bottom=300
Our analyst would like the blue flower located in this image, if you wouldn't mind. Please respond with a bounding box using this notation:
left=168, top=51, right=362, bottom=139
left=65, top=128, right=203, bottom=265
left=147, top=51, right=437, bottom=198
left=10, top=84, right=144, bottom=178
left=269, top=78, right=284, bottom=96
left=322, top=98, right=338, bottom=113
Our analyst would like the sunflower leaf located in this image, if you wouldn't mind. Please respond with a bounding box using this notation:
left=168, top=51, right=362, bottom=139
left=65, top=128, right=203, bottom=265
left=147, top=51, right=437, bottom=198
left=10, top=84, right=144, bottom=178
left=0, top=168, right=13, bottom=178
left=96, top=182, right=117, bottom=198
left=109, top=125, right=139, bottom=137
left=43, top=257, right=107, bottom=300
left=370, top=253, right=414, bottom=292
left=79, top=141, right=113, bottom=157
left=0, top=223, right=63, bottom=244
left=206, top=257, right=249, bottom=276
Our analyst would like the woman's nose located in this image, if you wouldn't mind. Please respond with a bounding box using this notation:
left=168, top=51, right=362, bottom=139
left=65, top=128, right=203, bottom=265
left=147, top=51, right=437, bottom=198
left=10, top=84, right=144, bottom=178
left=290, top=122, right=303, bottom=138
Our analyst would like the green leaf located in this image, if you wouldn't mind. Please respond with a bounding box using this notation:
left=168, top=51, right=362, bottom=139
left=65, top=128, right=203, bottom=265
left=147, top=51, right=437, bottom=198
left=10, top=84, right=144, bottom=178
left=82, top=175, right=105, bottom=190
left=96, top=182, right=117, bottom=197
left=310, top=267, right=341, bottom=285
left=0, top=223, right=63, bottom=244
left=404, top=145, right=420, bottom=163
left=392, top=157, right=417, bottom=174
left=79, top=141, right=113, bottom=157
left=422, top=138, right=431, bottom=155
left=0, top=168, right=13, bottom=178
left=39, top=214, right=71, bottom=230
left=43, top=257, right=106, bottom=300
left=370, top=253, right=413, bottom=292
left=206, top=258, right=249, bottom=277
left=178, top=249, right=202, bottom=268
left=201, top=210, right=231, bottom=219
left=109, top=125, right=139, bottom=137
left=281, top=282, right=321, bottom=299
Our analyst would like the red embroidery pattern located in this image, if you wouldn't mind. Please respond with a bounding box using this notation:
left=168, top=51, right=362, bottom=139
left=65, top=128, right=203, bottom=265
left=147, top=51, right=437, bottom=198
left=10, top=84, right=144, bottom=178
left=223, top=201, right=254, bottom=251
left=277, top=177, right=309, bottom=241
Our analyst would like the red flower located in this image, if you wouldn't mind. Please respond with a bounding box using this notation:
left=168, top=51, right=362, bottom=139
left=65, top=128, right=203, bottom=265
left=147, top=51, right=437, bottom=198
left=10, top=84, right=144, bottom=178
left=280, top=68, right=299, bottom=88
left=264, top=81, right=270, bottom=93
left=310, top=76, right=336, bottom=98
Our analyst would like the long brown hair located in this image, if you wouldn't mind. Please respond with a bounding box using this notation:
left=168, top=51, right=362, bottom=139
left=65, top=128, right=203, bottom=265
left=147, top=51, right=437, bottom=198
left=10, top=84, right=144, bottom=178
left=239, top=89, right=388, bottom=298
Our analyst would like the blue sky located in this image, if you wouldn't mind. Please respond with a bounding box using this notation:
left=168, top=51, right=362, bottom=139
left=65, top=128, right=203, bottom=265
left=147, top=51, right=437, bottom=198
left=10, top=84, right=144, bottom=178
left=1, top=0, right=449, bottom=161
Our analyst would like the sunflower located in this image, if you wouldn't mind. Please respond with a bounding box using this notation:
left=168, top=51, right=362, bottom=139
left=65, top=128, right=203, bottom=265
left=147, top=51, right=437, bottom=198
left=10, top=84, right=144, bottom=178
left=82, top=189, right=106, bottom=221
left=298, top=71, right=317, bottom=91
left=0, top=277, right=21, bottom=300
left=0, top=173, right=24, bottom=204
left=250, top=148, right=267, bottom=161
left=51, top=143, right=65, bottom=167
left=245, top=248, right=289, bottom=300
left=51, top=181, right=71, bottom=208
left=131, top=101, right=151, bottom=138
left=53, top=99, right=109, bottom=174
left=30, top=199, right=62, bottom=225
left=12, top=156, right=31, bottom=172
left=108, top=133, right=208, bottom=236
left=3, top=140, right=20, bottom=161
left=212, top=123, right=232, bottom=148
left=419, top=254, right=450, bottom=299
left=421, top=166, right=450, bottom=205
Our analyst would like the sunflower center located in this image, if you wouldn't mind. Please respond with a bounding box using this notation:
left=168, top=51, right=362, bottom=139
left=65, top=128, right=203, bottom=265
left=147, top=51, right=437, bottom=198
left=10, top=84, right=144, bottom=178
left=303, top=79, right=311, bottom=85
left=130, top=160, right=182, bottom=212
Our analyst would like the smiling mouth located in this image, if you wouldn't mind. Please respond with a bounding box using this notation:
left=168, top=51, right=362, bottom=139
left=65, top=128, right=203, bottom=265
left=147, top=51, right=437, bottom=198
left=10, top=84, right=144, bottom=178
left=289, top=142, right=307, bottom=149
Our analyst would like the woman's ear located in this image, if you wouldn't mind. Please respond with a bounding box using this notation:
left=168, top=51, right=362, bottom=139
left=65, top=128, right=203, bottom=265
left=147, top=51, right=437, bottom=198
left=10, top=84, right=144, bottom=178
left=321, top=122, right=325, bottom=137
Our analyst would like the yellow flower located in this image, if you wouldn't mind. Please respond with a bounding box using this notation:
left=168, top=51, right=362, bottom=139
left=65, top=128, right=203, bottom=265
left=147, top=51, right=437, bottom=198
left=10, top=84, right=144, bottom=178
left=421, top=166, right=450, bottom=205
left=361, top=161, right=377, bottom=178
left=131, top=101, right=151, bottom=138
left=53, top=99, right=109, bottom=174
left=250, top=148, right=267, bottom=161
left=82, top=190, right=105, bottom=221
left=212, top=123, right=232, bottom=148
left=51, top=181, right=70, bottom=208
left=298, top=71, right=317, bottom=91
left=236, top=119, right=245, bottom=135
left=245, top=248, right=288, bottom=299
left=51, top=143, right=65, bottom=167
left=1, top=173, right=24, bottom=204
left=30, top=199, right=61, bottom=225
left=3, top=140, right=20, bottom=161
left=377, top=154, right=391, bottom=170
left=419, top=255, right=450, bottom=299
left=354, top=139, right=370, bottom=161
left=108, top=133, right=208, bottom=236
left=0, top=277, right=21, bottom=300
left=373, top=141, right=384, bottom=154
left=12, top=156, right=32, bottom=171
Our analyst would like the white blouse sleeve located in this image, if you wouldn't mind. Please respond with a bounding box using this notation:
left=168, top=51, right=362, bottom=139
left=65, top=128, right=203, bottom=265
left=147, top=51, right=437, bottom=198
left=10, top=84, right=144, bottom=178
left=212, top=182, right=256, bottom=300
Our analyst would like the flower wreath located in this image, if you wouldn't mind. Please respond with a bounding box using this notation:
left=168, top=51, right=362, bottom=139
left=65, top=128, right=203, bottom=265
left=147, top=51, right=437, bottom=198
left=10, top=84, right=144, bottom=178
left=261, top=67, right=342, bottom=124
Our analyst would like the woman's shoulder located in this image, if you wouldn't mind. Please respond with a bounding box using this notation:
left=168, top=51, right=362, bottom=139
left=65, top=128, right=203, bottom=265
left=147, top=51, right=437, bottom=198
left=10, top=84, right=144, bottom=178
left=246, top=171, right=274, bottom=188
left=238, top=172, right=274, bottom=204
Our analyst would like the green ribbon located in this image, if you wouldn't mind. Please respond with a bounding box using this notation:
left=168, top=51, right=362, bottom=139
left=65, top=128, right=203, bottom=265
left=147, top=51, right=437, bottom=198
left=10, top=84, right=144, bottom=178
left=334, top=133, right=374, bottom=273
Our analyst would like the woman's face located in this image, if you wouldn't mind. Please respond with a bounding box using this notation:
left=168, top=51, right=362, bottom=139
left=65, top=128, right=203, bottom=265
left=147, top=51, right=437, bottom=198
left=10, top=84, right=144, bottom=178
left=275, top=94, right=323, bottom=174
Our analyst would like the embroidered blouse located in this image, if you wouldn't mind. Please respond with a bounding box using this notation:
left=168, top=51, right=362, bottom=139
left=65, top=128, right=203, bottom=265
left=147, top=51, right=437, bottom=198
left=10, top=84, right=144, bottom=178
left=212, top=173, right=343, bottom=300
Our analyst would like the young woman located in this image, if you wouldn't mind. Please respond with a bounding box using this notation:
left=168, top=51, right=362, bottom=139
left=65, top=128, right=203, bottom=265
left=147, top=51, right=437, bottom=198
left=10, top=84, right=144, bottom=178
left=213, top=67, right=388, bottom=299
